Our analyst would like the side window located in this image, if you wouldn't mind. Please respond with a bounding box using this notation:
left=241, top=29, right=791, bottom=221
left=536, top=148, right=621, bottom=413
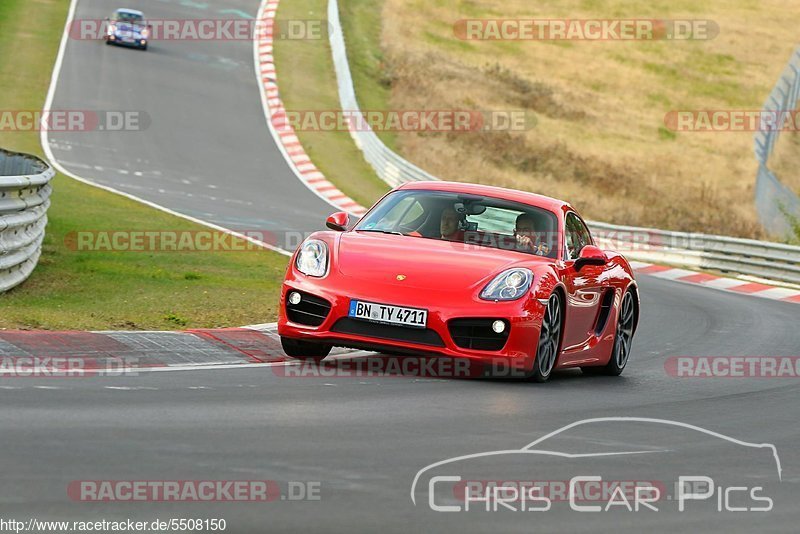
left=565, top=212, right=592, bottom=260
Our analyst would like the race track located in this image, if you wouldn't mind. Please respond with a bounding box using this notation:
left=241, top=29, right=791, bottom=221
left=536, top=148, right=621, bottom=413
left=45, top=0, right=334, bottom=249
left=8, top=0, right=799, bottom=532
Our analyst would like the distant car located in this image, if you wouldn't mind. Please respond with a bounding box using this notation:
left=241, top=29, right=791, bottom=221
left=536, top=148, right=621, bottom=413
left=278, top=181, right=640, bottom=382
left=104, top=8, right=150, bottom=50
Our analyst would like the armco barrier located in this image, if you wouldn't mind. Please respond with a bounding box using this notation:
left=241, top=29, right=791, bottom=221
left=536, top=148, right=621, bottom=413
left=328, top=0, right=434, bottom=187
left=589, top=221, right=800, bottom=285
left=327, top=0, right=800, bottom=284
left=0, top=149, right=54, bottom=293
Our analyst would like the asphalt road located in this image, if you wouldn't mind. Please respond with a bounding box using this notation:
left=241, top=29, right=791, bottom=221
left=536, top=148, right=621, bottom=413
left=45, top=0, right=334, bottom=249
left=16, top=0, right=800, bottom=532
left=2, top=277, right=798, bottom=532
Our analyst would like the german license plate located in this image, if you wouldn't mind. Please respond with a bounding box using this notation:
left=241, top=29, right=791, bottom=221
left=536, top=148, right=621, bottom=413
left=348, top=300, right=427, bottom=329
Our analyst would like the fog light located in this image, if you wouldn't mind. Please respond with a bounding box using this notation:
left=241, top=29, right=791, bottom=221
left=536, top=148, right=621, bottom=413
left=492, top=320, right=506, bottom=334
left=288, top=292, right=302, bottom=305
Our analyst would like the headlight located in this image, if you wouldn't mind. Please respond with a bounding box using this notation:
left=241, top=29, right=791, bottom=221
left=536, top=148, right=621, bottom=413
left=140, top=28, right=149, bottom=38
left=480, top=268, right=533, bottom=301
left=108, top=24, right=117, bottom=34
left=295, top=239, right=328, bottom=277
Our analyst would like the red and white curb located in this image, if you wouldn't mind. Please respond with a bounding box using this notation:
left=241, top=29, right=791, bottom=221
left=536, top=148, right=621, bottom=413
left=254, top=0, right=367, bottom=217
left=630, top=261, right=800, bottom=304
left=0, top=325, right=363, bottom=374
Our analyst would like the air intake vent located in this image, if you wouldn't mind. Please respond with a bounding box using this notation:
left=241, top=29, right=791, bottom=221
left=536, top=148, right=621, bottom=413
left=285, top=291, right=331, bottom=327
left=331, top=318, right=445, bottom=347
left=448, top=319, right=510, bottom=351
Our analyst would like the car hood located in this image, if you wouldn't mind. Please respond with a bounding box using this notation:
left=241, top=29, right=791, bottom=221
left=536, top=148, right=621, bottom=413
left=336, top=232, right=535, bottom=290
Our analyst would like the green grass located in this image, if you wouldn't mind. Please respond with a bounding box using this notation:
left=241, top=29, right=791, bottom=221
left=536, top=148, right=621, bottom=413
left=0, top=0, right=287, bottom=330
left=272, top=0, right=390, bottom=208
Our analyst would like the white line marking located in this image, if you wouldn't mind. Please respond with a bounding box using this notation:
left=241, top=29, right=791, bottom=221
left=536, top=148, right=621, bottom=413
left=133, top=361, right=294, bottom=373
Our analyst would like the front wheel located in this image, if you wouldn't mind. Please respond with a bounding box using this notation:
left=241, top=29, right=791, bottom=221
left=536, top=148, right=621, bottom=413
left=280, top=337, right=332, bottom=361
left=529, top=293, right=562, bottom=383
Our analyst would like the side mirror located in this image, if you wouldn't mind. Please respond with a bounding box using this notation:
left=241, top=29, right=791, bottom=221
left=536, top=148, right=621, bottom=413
left=325, top=211, right=349, bottom=232
left=574, top=245, right=607, bottom=271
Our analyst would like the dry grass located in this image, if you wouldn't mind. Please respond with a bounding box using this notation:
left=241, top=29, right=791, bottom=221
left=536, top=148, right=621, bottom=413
left=371, top=0, right=800, bottom=237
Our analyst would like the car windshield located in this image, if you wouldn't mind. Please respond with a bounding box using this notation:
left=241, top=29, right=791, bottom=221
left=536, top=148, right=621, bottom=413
left=113, top=11, right=144, bottom=23
left=354, top=189, right=559, bottom=258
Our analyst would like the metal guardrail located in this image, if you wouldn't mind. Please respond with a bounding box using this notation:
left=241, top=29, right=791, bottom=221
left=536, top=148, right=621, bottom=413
left=589, top=221, right=800, bottom=285
left=328, top=0, right=435, bottom=188
left=0, top=149, right=54, bottom=293
left=753, top=47, right=800, bottom=238
left=328, top=0, right=800, bottom=284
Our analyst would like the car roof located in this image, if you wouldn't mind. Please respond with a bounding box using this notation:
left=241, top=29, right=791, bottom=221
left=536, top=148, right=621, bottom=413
left=115, top=8, right=144, bottom=16
left=396, top=181, right=573, bottom=214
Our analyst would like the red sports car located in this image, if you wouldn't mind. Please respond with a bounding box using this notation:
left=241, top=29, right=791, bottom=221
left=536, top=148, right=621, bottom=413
left=278, top=181, right=639, bottom=382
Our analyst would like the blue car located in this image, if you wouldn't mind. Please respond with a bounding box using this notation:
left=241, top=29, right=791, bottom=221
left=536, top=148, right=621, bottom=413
left=105, top=8, right=150, bottom=50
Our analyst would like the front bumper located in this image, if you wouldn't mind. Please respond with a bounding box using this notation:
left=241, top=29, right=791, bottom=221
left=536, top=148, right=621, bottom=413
left=107, top=35, right=147, bottom=47
left=277, top=272, right=545, bottom=372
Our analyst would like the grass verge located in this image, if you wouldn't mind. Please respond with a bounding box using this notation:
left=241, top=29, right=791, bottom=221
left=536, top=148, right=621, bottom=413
left=372, top=0, right=800, bottom=239
left=0, top=0, right=287, bottom=330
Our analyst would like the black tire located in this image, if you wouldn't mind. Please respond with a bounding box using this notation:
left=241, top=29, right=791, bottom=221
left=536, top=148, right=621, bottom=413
left=582, top=289, right=636, bottom=376
left=529, top=292, right=563, bottom=383
left=280, top=337, right=332, bottom=361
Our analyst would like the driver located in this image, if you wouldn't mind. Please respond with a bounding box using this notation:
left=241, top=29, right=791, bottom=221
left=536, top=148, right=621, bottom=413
left=440, top=206, right=465, bottom=242
left=515, top=213, right=549, bottom=256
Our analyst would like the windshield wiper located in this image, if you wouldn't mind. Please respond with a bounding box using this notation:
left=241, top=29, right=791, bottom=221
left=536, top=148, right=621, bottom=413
left=357, top=229, right=405, bottom=236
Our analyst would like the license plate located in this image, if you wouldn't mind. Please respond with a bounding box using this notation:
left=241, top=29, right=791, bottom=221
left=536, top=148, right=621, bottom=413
left=348, top=300, right=427, bottom=329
